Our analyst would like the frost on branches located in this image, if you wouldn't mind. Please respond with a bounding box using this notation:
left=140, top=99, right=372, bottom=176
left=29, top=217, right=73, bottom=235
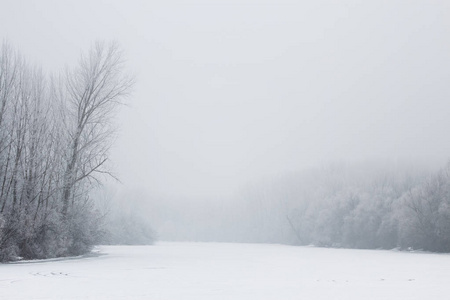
left=0, top=41, right=133, bottom=262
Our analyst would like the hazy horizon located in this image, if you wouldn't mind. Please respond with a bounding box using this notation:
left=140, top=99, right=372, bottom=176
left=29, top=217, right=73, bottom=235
left=2, top=0, right=450, bottom=198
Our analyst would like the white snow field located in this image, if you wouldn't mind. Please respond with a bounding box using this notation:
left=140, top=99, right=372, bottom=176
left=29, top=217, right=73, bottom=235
left=1, top=242, right=450, bottom=300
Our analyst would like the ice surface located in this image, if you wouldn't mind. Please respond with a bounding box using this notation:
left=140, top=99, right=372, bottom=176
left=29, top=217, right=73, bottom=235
left=1, top=242, right=450, bottom=299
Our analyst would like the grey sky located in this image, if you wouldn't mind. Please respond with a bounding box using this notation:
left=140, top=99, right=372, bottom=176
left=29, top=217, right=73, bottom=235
left=1, top=0, right=450, bottom=198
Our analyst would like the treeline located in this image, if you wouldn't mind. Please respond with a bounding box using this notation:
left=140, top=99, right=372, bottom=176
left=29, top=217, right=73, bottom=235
left=148, top=161, right=450, bottom=252
left=281, top=162, right=450, bottom=251
left=240, top=161, right=450, bottom=252
left=0, top=42, right=132, bottom=261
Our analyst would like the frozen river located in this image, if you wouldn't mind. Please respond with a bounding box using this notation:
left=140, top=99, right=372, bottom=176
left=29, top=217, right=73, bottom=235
left=1, top=242, right=450, bottom=299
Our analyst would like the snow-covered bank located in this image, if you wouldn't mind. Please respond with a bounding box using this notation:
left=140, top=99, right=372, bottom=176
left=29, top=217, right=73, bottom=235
left=1, top=242, right=450, bottom=299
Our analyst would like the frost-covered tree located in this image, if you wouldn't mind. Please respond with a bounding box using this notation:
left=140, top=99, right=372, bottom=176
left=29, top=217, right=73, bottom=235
left=399, top=164, right=450, bottom=252
left=59, top=41, right=133, bottom=217
left=0, top=41, right=133, bottom=262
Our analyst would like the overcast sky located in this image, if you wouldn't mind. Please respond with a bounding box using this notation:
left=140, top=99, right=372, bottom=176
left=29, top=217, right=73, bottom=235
left=1, top=0, right=450, bottom=198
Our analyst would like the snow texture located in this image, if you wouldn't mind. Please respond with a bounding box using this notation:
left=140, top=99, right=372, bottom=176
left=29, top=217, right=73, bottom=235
left=1, top=242, right=450, bottom=299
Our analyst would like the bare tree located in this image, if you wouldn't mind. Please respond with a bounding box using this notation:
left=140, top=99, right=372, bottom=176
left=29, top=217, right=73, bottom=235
left=59, top=41, right=133, bottom=217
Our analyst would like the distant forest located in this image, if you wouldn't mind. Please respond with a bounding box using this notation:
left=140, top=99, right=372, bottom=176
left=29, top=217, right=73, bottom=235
left=147, top=160, right=450, bottom=253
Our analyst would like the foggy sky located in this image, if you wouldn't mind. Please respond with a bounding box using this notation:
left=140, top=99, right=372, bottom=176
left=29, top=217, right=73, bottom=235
left=1, top=0, right=450, bottom=198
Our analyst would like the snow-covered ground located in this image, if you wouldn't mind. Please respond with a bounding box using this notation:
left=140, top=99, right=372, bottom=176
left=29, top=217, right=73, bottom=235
left=1, top=242, right=450, bottom=300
